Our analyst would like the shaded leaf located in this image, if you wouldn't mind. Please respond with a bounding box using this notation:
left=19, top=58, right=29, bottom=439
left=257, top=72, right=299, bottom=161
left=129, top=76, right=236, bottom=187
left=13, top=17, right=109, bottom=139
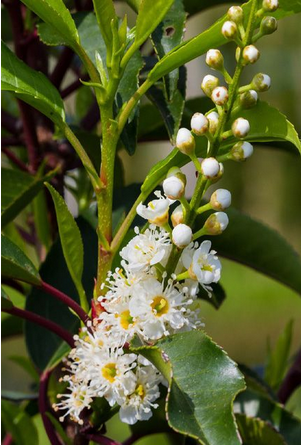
left=1, top=234, right=41, bottom=286
left=264, top=320, right=294, bottom=391
left=45, top=183, right=87, bottom=310
left=2, top=390, right=38, bottom=402
left=236, top=413, right=287, bottom=445
left=131, top=330, right=245, bottom=445
left=9, top=355, right=40, bottom=383
left=197, top=281, right=226, bottom=309
left=25, top=218, right=97, bottom=370
left=1, top=287, right=14, bottom=310
left=75, top=11, right=107, bottom=68
left=33, top=189, right=52, bottom=252
left=2, top=400, right=38, bottom=445
left=1, top=41, right=65, bottom=124
left=92, top=0, right=117, bottom=51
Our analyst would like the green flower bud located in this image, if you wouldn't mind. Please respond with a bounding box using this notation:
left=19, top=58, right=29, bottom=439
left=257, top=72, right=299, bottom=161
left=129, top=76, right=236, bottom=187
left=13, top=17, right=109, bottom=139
left=251, top=73, right=271, bottom=92
left=227, top=6, right=244, bottom=24
left=262, top=0, right=279, bottom=12
left=171, top=204, right=184, bottom=227
left=204, top=212, right=229, bottom=235
left=201, top=75, right=219, bottom=97
left=230, top=141, right=254, bottom=161
left=239, top=90, right=258, bottom=109
left=260, top=16, right=278, bottom=35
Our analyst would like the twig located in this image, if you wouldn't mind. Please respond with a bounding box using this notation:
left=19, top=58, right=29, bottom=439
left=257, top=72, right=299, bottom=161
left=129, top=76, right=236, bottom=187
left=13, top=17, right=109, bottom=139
left=2, top=147, right=29, bottom=172
left=50, top=47, right=75, bottom=89
left=80, top=101, right=100, bottom=131
left=2, top=434, right=13, bottom=445
left=41, top=281, right=91, bottom=326
left=1, top=109, right=21, bottom=135
left=2, top=306, right=74, bottom=348
left=2, top=135, right=23, bottom=147
left=85, top=435, right=121, bottom=445
left=278, top=348, right=301, bottom=404
left=39, top=371, right=64, bottom=445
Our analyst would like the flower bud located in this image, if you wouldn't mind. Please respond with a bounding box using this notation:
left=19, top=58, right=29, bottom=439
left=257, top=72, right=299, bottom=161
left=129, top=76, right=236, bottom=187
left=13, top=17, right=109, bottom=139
left=251, top=73, right=271, bottom=92
left=211, top=162, right=224, bottom=183
left=222, top=21, right=238, bottom=39
left=176, top=128, right=195, bottom=155
left=262, top=0, right=279, bottom=12
left=239, top=90, right=258, bottom=109
left=172, top=224, right=192, bottom=249
left=227, top=6, right=243, bottom=23
left=260, top=16, right=278, bottom=35
left=207, top=111, right=219, bottom=134
left=211, top=86, right=229, bottom=106
left=206, top=49, right=224, bottom=71
left=232, top=118, right=250, bottom=139
left=201, top=157, right=220, bottom=179
left=201, top=75, right=219, bottom=97
left=204, top=212, right=229, bottom=235
left=242, top=45, right=260, bottom=64
left=191, top=113, right=209, bottom=135
left=171, top=204, right=184, bottom=227
left=230, top=141, right=254, bottom=161
left=210, top=189, right=231, bottom=210
left=163, top=169, right=186, bottom=200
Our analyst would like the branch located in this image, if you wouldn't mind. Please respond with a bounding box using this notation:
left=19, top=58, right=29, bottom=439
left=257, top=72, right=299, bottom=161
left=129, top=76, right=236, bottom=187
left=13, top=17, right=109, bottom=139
left=2, top=435, right=13, bottom=445
left=1, top=147, right=29, bottom=172
left=80, top=100, right=100, bottom=131
left=278, top=348, right=301, bottom=404
left=2, top=306, right=74, bottom=348
left=85, top=435, right=121, bottom=445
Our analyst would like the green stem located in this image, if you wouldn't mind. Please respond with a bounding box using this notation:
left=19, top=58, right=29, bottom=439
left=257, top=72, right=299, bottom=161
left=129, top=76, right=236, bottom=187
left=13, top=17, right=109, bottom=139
left=193, top=227, right=207, bottom=240
left=176, top=271, right=190, bottom=281
left=196, top=202, right=212, bottom=215
left=179, top=196, right=190, bottom=221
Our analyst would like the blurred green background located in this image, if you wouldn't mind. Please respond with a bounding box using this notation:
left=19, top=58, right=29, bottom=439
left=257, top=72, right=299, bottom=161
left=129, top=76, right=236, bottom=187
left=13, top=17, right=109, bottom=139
left=2, top=2, right=301, bottom=443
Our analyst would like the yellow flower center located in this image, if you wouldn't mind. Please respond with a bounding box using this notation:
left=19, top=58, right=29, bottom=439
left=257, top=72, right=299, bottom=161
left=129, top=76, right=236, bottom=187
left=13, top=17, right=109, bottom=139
left=135, top=384, right=145, bottom=399
left=119, top=310, right=134, bottom=330
left=201, top=264, right=213, bottom=272
left=102, top=363, right=117, bottom=383
left=151, top=296, right=169, bottom=316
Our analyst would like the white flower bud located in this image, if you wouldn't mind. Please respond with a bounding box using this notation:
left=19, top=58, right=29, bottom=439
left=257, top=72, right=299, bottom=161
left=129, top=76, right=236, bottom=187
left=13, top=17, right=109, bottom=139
left=190, top=113, right=209, bottom=135
left=201, top=75, right=219, bottom=97
left=172, top=224, right=192, bottom=249
left=251, top=73, right=271, bottom=92
left=163, top=176, right=185, bottom=200
left=262, top=0, right=279, bottom=12
left=230, top=141, right=254, bottom=161
left=176, top=128, right=195, bottom=155
left=210, top=189, right=232, bottom=210
left=201, top=157, right=220, bottom=179
left=206, top=49, right=224, bottom=71
left=204, top=212, right=229, bottom=235
left=222, top=21, right=238, bottom=39
left=232, top=118, right=250, bottom=139
left=227, top=6, right=243, bottom=23
left=207, top=111, right=219, bottom=134
left=260, top=16, right=278, bottom=35
left=242, top=45, right=260, bottom=64
left=239, top=90, right=258, bottom=109
left=171, top=204, right=184, bottom=227
left=211, top=162, right=224, bottom=183
left=211, top=86, right=229, bottom=106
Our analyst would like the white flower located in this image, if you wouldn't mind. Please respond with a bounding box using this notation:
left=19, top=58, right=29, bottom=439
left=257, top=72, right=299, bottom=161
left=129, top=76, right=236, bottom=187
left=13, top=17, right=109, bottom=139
left=211, top=86, right=229, bottom=106
left=182, top=240, right=221, bottom=291
left=232, top=117, right=250, bottom=138
left=120, top=225, right=171, bottom=272
left=210, top=189, right=232, bottom=210
left=206, top=49, right=224, bottom=70
left=204, top=211, right=229, bottom=235
left=242, top=45, right=260, bottom=64
left=129, top=277, right=191, bottom=340
left=222, top=21, right=237, bottom=39
left=137, top=191, right=170, bottom=226
left=118, top=364, right=162, bottom=425
left=176, top=128, right=195, bottom=154
left=163, top=176, right=185, bottom=200
left=172, top=224, right=192, bottom=249
left=190, top=113, right=209, bottom=135
left=201, top=157, right=220, bottom=178
left=54, top=381, right=94, bottom=425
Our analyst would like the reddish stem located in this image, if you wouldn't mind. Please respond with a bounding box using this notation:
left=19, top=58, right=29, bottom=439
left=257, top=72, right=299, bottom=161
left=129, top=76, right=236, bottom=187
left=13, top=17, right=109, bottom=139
left=80, top=101, right=100, bottom=131
left=1, top=109, right=21, bottom=135
left=41, top=281, right=91, bottom=325
left=85, top=435, right=121, bottom=445
left=2, top=147, right=29, bottom=172
left=2, top=434, right=13, bottom=445
left=50, top=47, right=75, bottom=89
left=39, top=371, right=64, bottom=445
left=2, top=306, right=74, bottom=348
left=278, top=348, right=301, bottom=404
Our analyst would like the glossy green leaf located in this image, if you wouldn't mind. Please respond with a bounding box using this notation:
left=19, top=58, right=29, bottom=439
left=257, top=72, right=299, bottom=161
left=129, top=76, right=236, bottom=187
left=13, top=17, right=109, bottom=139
left=92, top=0, right=117, bottom=50
left=2, top=400, right=38, bottom=445
left=36, top=21, right=66, bottom=46
left=131, top=330, right=245, bottom=445
left=75, top=12, right=107, bottom=68
left=1, top=42, right=65, bottom=124
left=135, top=0, right=174, bottom=48
left=1, top=235, right=41, bottom=286
left=1, top=287, right=14, bottom=310
left=20, top=0, right=79, bottom=49
left=45, top=183, right=87, bottom=310
left=195, top=207, right=301, bottom=296
left=1, top=167, right=56, bottom=228
left=264, top=320, right=294, bottom=391
left=236, top=413, right=287, bottom=445
left=25, top=218, right=97, bottom=370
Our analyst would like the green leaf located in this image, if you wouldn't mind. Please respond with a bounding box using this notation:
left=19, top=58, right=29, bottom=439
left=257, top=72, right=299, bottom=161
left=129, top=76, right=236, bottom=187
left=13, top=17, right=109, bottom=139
left=36, top=21, right=66, bottom=46
left=75, top=12, right=107, bottom=68
left=45, top=183, right=87, bottom=310
left=2, top=400, right=38, bottom=445
left=1, top=287, right=14, bottom=310
left=195, top=207, right=301, bottom=297
left=1, top=235, right=41, bottom=286
left=197, top=282, right=226, bottom=309
left=236, top=413, right=287, bottom=445
left=131, top=330, right=245, bottom=445
left=25, top=218, right=97, bottom=370
left=2, top=390, right=38, bottom=402
left=20, top=0, right=79, bottom=49
left=135, top=0, right=174, bottom=48
left=264, top=320, right=294, bottom=391
left=92, top=0, right=117, bottom=51
left=33, top=190, right=52, bottom=252
left=9, top=355, right=40, bottom=383
left=1, top=168, right=57, bottom=228
left=1, top=41, right=65, bottom=124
